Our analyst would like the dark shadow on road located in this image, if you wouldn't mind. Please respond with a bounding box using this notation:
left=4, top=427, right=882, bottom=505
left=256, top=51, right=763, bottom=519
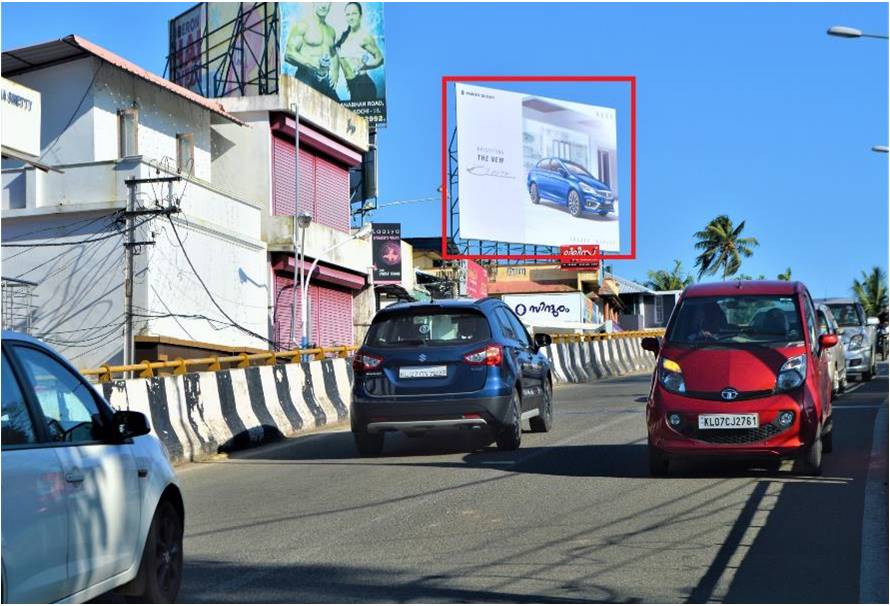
left=179, top=559, right=636, bottom=603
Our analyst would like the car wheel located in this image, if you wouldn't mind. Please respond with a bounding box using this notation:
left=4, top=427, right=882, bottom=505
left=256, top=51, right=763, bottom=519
left=354, top=431, right=384, bottom=456
left=798, top=434, right=823, bottom=476
left=530, top=182, right=540, bottom=204
left=130, top=499, right=183, bottom=603
left=567, top=190, right=582, bottom=217
left=496, top=389, right=522, bottom=450
left=529, top=381, right=553, bottom=433
left=648, top=444, right=670, bottom=477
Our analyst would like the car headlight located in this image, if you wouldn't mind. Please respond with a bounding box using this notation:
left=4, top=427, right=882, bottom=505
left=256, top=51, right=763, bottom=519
left=776, top=354, right=807, bottom=392
left=659, top=358, right=686, bottom=393
left=579, top=182, right=596, bottom=194
left=849, top=333, right=865, bottom=350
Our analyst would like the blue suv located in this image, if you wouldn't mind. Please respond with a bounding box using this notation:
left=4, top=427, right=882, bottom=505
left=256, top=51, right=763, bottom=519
left=350, top=299, right=554, bottom=456
left=527, top=157, right=615, bottom=217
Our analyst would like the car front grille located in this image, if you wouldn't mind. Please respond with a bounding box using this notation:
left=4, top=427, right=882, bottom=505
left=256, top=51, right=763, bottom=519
left=675, top=420, right=786, bottom=444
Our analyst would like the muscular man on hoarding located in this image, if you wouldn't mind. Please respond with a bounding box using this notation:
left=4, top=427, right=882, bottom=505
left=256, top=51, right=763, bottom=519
left=284, top=2, right=339, bottom=100
left=336, top=2, right=384, bottom=102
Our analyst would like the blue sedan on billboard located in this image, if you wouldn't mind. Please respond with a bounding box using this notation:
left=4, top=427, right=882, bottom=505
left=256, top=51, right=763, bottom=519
left=527, top=158, right=615, bottom=218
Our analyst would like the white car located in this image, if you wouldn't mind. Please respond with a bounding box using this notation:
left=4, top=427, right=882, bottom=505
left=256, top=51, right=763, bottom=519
left=817, top=304, right=848, bottom=395
left=1, top=331, right=184, bottom=603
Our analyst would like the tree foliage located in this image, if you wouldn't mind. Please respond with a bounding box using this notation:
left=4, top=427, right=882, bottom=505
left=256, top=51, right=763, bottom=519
left=646, top=259, right=694, bottom=291
left=852, top=266, right=888, bottom=317
left=693, top=215, right=759, bottom=279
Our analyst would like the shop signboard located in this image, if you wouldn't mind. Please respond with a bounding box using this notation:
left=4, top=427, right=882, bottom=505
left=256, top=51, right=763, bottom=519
left=560, top=244, right=601, bottom=271
left=462, top=260, right=488, bottom=299
left=502, top=292, right=599, bottom=326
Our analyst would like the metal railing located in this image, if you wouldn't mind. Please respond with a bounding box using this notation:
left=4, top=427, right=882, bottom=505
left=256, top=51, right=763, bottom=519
left=81, top=345, right=357, bottom=383
left=550, top=329, right=665, bottom=343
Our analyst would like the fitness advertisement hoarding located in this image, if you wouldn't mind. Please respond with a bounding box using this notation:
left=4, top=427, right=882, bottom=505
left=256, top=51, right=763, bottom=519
left=280, top=2, right=387, bottom=125
left=455, top=83, right=619, bottom=251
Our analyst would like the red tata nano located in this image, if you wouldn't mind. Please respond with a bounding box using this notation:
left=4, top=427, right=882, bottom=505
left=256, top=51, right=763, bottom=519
left=642, top=281, right=837, bottom=476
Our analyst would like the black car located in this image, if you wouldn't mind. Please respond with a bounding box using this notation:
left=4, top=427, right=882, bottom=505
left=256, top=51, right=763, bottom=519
left=350, top=298, right=554, bottom=456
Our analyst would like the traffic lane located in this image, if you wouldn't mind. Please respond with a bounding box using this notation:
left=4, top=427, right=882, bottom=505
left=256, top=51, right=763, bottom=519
left=173, top=372, right=885, bottom=603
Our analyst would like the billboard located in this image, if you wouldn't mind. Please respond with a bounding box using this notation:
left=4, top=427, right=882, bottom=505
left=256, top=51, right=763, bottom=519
left=372, top=223, right=401, bottom=284
left=279, top=2, right=387, bottom=125
left=502, top=293, right=600, bottom=326
left=170, top=4, right=205, bottom=94
left=559, top=244, right=600, bottom=271
left=456, top=83, right=618, bottom=251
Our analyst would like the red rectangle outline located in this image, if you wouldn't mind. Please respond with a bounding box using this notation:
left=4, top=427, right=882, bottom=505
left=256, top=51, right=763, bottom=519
left=440, top=75, right=636, bottom=262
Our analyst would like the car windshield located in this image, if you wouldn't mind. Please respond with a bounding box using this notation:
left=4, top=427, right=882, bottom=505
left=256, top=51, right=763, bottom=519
left=667, top=295, right=804, bottom=345
left=826, top=303, right=863, bottom=327
left=366, top=310, right=491, bottom=347
left=564, top=161, right=593, bottom=178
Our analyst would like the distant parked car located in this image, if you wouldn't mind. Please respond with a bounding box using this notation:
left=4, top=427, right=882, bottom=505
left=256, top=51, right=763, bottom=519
left=1, top=331, right=184, bottom=603
left=817, top=303, right=848, bottom=395
left=817, top=298, right=878, bottom=381
left=350, top=299, right=554, bottom=456
left=643, top=281, right=837, bottom=476
left=527, top=157, right=615, bottom=217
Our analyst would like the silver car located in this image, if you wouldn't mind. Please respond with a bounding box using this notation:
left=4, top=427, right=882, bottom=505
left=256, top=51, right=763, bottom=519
left=817, top=298, right=879, bottom=381
left=817, top=303, right=848, bottom=394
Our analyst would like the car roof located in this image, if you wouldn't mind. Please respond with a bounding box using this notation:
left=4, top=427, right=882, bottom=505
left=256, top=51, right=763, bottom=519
left=376, top=298, right=499, bottom=315
left=682, top=280, right=803, bottom=298
left=1, top=330, right=48, bottom=348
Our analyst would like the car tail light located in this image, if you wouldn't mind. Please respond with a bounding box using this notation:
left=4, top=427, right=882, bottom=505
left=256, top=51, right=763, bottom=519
left=464, top=344, right=503, bottom=366
left=353, top=352, right=383, bottom=373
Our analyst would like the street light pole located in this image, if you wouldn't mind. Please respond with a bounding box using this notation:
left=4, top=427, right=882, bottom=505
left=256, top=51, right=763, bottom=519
left=300, top=224, right=373, bottom=349
left=827, top=25, right=889, bottom=40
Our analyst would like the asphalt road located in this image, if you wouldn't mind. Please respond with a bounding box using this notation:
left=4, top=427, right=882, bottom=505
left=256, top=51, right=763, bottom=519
left=173, top=365, right=888, bottom=603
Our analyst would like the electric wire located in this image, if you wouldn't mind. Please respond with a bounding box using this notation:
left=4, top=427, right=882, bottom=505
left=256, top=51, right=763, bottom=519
left=165, top=216, right=272, bottom=345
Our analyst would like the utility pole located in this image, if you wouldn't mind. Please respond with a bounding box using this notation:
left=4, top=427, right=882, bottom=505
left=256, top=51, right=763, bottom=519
left=122, top=176, right=181, bottom=370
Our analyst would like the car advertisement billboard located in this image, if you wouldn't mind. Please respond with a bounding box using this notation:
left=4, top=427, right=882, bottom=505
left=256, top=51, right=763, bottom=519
left=280, top=2, right=387, bottom=126
left=456, top=83, right=618, bottom=251
left=372, top=223, right=401, bottom=284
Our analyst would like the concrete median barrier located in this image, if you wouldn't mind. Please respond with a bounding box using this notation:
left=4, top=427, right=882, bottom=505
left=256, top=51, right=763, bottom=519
left=102, top=358, right=354, bottom=466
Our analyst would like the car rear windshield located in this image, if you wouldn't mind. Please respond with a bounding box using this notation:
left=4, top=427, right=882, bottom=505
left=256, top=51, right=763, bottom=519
left=826, top=303, right=863, bottom=327
left=666, top=295, right=804, bottom=345
left=366, top=310, right=491, bottom=348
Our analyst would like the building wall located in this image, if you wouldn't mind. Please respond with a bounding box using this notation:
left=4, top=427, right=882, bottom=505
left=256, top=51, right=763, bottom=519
left=3, top=58, right=98, bottom=166
left=92, top=64, right=212, bottom=180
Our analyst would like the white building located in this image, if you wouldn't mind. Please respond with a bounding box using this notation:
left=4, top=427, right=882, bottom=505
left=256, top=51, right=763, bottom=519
left=1, top=35, right=269, bottom=367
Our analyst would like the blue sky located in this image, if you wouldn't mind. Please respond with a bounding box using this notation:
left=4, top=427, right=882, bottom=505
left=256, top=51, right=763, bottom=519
left=2, top=2, right=887, bottom=297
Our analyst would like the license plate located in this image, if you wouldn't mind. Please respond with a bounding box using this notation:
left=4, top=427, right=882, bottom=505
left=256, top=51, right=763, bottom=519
left=698, top=413, right=759, bottom=429
left=399, top=365, right=447, bottom=379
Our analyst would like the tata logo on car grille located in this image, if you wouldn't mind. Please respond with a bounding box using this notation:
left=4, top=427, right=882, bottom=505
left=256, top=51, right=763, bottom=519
left=721, top=388, right=739, bottom=401
left=418, top=353, right=427, bottom=362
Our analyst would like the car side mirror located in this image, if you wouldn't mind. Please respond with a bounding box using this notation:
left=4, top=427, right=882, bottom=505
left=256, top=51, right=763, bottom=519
left=641, top=337, right=660, bottom=355
left=867, top=317, right=880, bottom=326
left=819, top=334, right=838, bottom=349
left=112, top=410, right=150, bottom=440
left=534, top=333, right=552, bottom=349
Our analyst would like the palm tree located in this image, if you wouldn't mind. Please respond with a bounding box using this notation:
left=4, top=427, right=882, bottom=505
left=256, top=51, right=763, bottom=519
left=777, top=267, right=792, bottom=281
left=646, top=259, right=694, bottom=290
left=852, top=266, right=888, bottom=316
left=693, top=215, right=759, bottom=279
